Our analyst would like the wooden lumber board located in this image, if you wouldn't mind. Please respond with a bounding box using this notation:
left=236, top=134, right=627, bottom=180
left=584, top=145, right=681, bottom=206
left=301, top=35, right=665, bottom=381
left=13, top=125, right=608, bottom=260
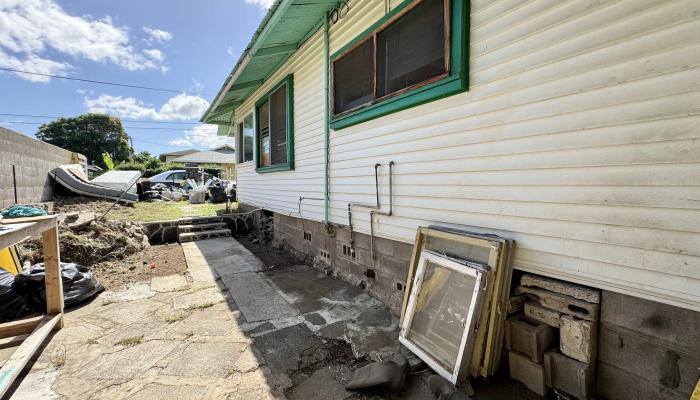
left=0, top=215, right=56, bottom=225
left=0, top=217, right=57, bottom=250
left=42, top=226, right=64, bottom=326
left=0, top=314, right=61, bottom=398
left=469, top=245, right=500, bottom=376
left=0, top=316, right=44, bottom=340
left=0, top=335, right=29, bottom=350
left=400, top=227, right=426, bottom=324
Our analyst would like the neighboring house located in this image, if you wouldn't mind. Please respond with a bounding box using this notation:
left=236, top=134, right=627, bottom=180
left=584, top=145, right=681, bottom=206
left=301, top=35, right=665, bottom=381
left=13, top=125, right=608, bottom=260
left=158, top=149, right=198, bottom=163
left=210, top=144, right=235, bottom=154
left=202, top=1, right=700, bottom=399
left=171, top=150, right=236, bottom=180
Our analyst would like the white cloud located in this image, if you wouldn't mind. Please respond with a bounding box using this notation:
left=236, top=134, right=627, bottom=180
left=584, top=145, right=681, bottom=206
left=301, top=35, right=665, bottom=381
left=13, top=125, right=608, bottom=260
left=84, top=93, right=210, bottom=121
left=0, top=48, right=71, bottom=82
left=245, top=0, right=274, bottom=9
left=142, top=27, right=172, bottom=43
left=143, top=48, right=163, bottom=62
left=169, top=124, right=235, bottom=149
left=0, top=0, right=166, bottom=81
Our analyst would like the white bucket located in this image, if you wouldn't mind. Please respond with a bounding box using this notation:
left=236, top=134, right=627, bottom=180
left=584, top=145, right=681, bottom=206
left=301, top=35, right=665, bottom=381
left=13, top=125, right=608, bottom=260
left=189, top=190, right=205, bottom=204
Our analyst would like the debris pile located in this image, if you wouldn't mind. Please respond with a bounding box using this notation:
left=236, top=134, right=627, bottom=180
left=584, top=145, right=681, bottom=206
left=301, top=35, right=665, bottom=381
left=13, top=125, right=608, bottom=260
left=19, top=214, right=149, bottom=267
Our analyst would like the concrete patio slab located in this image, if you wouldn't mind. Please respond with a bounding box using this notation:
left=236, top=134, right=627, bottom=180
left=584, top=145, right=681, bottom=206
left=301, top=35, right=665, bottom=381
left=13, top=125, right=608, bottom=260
left=221, top=271, right=298, bottom=322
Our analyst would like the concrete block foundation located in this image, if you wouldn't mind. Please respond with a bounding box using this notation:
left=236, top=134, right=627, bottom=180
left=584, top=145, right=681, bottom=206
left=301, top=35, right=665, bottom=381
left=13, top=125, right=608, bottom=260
left=505, top=314, right=557, bottom=363
left=509, top=350, right=548, bottom=396
left=545, top=350, right=595, bottom=400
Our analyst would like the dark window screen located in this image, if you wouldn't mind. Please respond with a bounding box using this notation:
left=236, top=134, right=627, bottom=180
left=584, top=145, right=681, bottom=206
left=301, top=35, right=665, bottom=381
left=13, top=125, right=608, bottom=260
left=269, top=83, right=288, bottom=166
left=258, top=101, right=270, bottom=166
left=236, top=122, right=244, bottom=163
left=376, top=0, right=446, bottom=98
left=333, top=39, right=374, bottom=114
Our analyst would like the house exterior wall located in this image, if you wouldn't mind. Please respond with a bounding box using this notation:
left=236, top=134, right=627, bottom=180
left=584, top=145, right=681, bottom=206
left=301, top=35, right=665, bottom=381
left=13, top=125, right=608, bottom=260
left=0, top=127, right=81, bottom=209
left=234, top=0, right=700, bottom=313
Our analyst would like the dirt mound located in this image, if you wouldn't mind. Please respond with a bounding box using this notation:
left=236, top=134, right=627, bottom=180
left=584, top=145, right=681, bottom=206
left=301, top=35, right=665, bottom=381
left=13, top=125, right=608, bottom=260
left=19, top=218, right=149, bottom=267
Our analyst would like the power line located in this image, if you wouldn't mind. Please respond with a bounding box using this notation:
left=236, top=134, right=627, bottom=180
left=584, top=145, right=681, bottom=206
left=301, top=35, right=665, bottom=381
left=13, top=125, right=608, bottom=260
left=0, top=67, right=213, bottom=96
left=0, top=120, right=217, bottom=130
left=0, top=113, right=202, bottom=125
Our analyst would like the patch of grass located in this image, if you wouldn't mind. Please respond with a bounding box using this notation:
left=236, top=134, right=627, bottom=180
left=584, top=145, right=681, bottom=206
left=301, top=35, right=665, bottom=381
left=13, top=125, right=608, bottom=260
left=86, top=337, right=99, bottom=345
left=105, top=201, right=235, bottom=223
left=114, top=335, right=144, bottom=347
left=186, top=301, right=216, bottom=311
left=101, top=299, right=115, bottom=306
left=164, top=312, right=189, bottom=323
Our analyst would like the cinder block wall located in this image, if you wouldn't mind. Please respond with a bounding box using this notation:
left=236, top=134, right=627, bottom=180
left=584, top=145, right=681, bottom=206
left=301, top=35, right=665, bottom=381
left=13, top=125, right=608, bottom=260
left=273, top=212, right=411, bottom=314
left=0, top=127, right=77, bottom=208
left=597, top=291, right=700, bottom=400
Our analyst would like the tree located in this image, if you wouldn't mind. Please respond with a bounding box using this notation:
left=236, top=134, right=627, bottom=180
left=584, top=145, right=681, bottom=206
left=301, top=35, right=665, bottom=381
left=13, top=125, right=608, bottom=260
left=36, top=113, right=133, bottom=168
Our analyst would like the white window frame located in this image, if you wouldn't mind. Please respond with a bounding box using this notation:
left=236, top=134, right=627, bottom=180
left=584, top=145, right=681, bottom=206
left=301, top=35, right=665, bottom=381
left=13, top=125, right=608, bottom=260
left=399, top=250, right=486, bottom=384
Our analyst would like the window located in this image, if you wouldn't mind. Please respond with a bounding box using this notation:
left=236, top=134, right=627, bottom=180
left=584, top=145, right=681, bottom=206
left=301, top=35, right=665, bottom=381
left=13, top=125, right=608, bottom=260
left=255, top=75, right=294, bottom=172
left=331, top=0, right=468, bottom=129
left=167, top=172, right=186, bottom=181
left=399, top=250, right=485, bottom=384
left=237, top=113, right=254, bottom=163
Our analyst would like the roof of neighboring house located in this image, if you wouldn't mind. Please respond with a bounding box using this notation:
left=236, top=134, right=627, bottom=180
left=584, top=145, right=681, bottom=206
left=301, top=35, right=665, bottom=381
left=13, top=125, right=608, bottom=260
left=211, top=144, right=235, bottom=153
left=200, top=0, right=339, bottom=127
left=172, top=150, right=237, bottom=165
left=159, top=149, right=198, bottom=157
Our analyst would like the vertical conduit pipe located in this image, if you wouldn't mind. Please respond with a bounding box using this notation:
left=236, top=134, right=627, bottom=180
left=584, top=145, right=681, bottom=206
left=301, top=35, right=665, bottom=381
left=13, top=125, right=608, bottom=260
left=369, top=161, right=394, bottom=259
left=323, top=12, right=331, bottom=225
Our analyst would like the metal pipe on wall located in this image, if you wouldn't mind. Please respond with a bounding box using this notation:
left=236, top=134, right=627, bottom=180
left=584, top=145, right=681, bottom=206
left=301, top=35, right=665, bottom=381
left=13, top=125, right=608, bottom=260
left=369, top=161, right=394, bottom=259
left=347, top=163, right=381, bottom=247
left=323, top=12, right=331, bottom=225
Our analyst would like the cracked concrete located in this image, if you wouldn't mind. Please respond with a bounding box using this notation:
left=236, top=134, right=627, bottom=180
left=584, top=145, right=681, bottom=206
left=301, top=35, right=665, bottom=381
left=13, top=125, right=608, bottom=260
left=3, top=236, right=407, bottom=400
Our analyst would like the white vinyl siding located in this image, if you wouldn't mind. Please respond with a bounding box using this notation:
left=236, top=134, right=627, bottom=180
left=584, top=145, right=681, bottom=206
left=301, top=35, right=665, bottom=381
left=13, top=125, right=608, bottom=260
left=234, top=0, right=700, bottom=311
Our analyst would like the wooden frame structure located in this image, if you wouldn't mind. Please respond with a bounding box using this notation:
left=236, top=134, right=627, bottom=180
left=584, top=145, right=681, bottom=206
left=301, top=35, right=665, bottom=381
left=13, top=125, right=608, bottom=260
left=399, top=250, right=486, bottom=384
left=400, top=226, right=514, bottom=379
left=0, top=215, right=63, bottom=398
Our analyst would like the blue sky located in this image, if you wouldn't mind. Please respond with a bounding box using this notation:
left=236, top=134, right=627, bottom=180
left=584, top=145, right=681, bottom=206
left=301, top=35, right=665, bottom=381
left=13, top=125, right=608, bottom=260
left=0, top=0, right=272, bottom=158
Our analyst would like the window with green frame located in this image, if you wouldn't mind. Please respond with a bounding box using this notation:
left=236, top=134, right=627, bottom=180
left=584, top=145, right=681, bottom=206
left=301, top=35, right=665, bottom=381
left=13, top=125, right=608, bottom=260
left=255, top=75, right=294, bottom=172
left=330, top=0, right=469, bottom=129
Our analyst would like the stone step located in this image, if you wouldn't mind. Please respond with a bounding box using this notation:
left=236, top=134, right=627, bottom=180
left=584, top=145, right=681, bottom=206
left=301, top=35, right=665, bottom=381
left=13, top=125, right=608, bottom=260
left=178, top=222, right=227, bottom=233
left=178, top=216, right=224, bottom=225
left=179, top=229, right=231, bottom=243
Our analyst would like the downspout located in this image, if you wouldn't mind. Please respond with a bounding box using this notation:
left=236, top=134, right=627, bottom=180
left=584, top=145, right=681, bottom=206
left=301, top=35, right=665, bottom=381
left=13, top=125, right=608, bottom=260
left=323, top=12, right=331, bottom=225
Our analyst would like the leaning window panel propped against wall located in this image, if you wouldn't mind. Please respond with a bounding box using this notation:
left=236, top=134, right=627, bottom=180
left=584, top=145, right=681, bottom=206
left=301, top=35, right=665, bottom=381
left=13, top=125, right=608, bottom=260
left=400, top=250, right=487, bottom=384
left=401, top=227, right=515, bottom=379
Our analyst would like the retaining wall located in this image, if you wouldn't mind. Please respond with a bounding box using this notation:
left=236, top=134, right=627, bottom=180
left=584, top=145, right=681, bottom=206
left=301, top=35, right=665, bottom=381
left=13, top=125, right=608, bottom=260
left=0, top=126, right=84, bottom=209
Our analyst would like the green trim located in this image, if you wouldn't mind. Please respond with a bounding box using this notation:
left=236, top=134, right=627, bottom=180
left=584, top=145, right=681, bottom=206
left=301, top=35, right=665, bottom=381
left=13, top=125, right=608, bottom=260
left=323, top=12, right=330, bottom=224
left=330, top=0, right=470, bottom=130
left=254, top=74, right=295, bottom=173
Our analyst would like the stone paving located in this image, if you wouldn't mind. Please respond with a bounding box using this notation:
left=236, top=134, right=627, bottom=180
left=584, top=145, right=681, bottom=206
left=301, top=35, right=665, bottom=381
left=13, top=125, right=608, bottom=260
left=4, top=237, right=408, bottom=400
left=6, top=239, right=283, bottom=400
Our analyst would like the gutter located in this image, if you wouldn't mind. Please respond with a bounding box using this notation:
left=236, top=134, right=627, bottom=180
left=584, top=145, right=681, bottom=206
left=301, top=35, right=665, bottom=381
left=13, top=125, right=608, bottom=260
left=323, top=12, right=331, bottom=225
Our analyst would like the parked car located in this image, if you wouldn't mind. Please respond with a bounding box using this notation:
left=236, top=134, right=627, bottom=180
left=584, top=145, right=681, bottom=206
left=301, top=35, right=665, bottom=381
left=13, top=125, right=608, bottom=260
left=149, top=170, right=187, bottom=185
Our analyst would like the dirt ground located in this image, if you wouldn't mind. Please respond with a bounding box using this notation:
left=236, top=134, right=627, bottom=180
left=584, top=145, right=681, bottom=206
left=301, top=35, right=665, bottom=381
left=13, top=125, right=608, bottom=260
left=91, top=242, right=186, bottom=289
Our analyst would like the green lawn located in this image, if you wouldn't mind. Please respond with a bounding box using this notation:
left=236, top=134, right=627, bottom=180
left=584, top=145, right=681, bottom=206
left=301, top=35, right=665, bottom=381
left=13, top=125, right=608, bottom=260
left=106, top=201, right=237, bottom=223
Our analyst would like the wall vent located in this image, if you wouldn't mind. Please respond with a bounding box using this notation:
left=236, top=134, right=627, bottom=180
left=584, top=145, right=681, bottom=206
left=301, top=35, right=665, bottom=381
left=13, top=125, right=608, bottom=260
left=303, top=231, right=312, bottom=242
left=342, top=244, right=356, bottom=259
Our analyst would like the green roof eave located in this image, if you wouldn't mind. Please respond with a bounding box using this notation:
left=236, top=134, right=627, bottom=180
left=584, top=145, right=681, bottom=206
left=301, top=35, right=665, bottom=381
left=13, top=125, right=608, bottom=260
left=201, top=0, right=337, bottom=126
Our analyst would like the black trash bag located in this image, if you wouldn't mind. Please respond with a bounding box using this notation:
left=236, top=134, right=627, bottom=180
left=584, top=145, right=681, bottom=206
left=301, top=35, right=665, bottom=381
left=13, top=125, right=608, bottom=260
left=0, top=269, right=31, bottom=322
left=209, top=185, right=227, bottom=204
left=14, top=262, right=104, bottom=312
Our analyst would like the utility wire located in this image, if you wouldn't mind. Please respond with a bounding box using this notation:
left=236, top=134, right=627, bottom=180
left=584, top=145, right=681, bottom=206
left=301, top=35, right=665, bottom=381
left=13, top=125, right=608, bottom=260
left=0, top=113, right=202, bottom=125
left=0, top=120, right=218, bottom=130
left=0, top=67, right=213, bottom=96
